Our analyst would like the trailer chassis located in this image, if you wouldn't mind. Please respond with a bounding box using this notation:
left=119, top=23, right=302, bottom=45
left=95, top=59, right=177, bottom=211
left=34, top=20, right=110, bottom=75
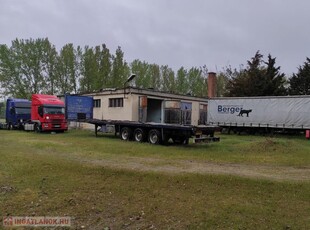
left=88, top=119, right=219, bottom=145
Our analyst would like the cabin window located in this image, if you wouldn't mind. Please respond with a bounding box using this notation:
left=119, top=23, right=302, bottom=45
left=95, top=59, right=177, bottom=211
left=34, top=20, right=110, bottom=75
left=109, top=98, right=123, bottom=107
left=181, top=102, right=192, bottom=125
left=93, top=99, right=101, bottom=108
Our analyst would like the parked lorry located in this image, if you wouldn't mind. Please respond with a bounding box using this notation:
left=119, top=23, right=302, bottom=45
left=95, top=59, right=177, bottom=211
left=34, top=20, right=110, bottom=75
left=5, top=98, right=31, bottom=130
left=24, top=94, right=68, bottom=132
left=207, top=96, right=310, bottom=133
left=0, top=94, right=68, bottom=132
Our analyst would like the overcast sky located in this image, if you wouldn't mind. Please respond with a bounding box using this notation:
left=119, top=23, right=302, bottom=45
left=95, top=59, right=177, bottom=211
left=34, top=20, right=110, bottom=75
left=1, top=0, right=310, bottom=76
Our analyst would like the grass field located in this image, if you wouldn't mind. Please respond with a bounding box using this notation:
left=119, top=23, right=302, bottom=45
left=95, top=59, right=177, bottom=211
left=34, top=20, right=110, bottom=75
left=0, top=130, right=309, bottom=229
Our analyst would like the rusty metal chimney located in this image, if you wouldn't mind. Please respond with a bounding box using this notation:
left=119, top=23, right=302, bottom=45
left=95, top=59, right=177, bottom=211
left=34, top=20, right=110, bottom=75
left=207, top=72, right=217, bottom=98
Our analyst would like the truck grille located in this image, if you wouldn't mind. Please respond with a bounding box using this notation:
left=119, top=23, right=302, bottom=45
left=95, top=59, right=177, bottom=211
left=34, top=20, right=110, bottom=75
left=51, top=119, right=63, bottom=124
left=50, top=119, right=65, bottom=129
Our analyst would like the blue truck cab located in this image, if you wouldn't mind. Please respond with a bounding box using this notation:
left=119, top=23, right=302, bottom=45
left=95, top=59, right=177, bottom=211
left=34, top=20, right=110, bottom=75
left=6, top=98, right=31, bottom=130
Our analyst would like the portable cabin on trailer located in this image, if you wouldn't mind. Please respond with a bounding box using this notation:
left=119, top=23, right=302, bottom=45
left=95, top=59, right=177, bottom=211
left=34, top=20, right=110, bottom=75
left=85, top=87, right=209, bottom=127
left=74, top=87, right=218, bottom=145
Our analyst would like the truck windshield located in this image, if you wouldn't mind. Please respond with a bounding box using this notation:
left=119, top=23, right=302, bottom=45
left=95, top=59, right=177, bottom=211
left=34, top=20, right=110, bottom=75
left=44, top=106, right=65, bottom=115
left=15, top=107, right=31, bottom=115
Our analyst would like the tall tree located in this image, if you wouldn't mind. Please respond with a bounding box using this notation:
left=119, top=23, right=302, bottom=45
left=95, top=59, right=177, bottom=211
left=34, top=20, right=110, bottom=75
left=131, top=59, right=151, bottom=88
left=0, top=101, right=5, bottom=118
left=42, top=40, right=58, bottom=95
left=289, top=57, right=310, bottom=95
left=245, top=51, right=265, bottom=96
left=0, top=38, right=54, bottom=98
left=216, top=72, right=229, bottom=97
left=0, top=44, right=22, bottom=97
left=200, top=65, right=209, bottom=97
left=225, top=51, right=287, bottom=96
left=187, top=67, right=205, bottom=97
left=161, top=65, right=175, bottom=92
left=97, top=44, right=112, bottom=89
left=149, top=63, right=161, bottom=90
left=110, top=46, right=130, bottom=88
left=79, top=46, right=97, bottom=93
left=56, top=43, right=79, bottom=94
left=225, top=66, right=248, bottom=97
left=263, top=54, right=287, bottom=96
left=175, top=67, right=188, bottom=94
left=79, top=44, right=112, bottom=92
left=75, top=46, right=83, bottom=93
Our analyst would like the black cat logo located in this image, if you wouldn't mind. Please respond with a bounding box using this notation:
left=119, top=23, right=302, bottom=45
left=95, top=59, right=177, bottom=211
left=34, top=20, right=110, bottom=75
left=237, top=109, right=252, bottom=117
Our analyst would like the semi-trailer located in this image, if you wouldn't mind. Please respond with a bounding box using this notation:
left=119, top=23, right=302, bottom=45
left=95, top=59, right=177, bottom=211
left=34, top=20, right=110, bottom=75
left=207, top=96, right=310, bottom=134
left=88, top=119, right=219, bottom=145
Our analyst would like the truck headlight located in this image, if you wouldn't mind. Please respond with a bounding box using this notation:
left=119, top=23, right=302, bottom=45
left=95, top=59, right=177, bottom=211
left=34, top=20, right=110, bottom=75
left=46, top=116, right=50, bottom=120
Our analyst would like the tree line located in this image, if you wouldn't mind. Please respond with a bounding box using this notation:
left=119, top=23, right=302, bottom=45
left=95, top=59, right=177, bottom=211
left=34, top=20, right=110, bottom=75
left=0, top=38, right=310, bottom=99
left=0, top=38, right=208, bottom=99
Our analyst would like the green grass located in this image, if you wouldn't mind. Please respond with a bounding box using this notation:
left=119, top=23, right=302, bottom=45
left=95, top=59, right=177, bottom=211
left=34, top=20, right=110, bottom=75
left=0, top=130, right=310, bottom=229
left=209, top=133, right=310, bottom=166
left=2, top=129, right=310, bottom=167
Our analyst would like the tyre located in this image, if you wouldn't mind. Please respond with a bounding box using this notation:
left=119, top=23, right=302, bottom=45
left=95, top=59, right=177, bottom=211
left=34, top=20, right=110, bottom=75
left=148, top=129, right=161, bottom=145
left=133, top=128, right=146, bottom=142
left=35, top=123, right=41, bottom=133
left=7, top=123, right=12, bottom=130
left=120, top=127, right=132, bottom=141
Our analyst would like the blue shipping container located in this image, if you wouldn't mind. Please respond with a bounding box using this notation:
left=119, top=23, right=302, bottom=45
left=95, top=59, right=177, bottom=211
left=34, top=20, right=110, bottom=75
left=65, top=95, right=93, bottom=120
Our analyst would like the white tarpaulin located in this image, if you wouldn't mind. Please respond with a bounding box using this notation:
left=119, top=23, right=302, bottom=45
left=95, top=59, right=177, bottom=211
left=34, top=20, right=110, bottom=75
left=207, top=96, right=310, bottom=129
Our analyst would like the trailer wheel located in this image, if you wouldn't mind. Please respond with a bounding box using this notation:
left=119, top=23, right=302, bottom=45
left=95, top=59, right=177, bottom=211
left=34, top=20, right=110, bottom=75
left=120, top=127, right=132, bottom=141
left=134, top=128, right=146, bottom=142
left=35, top=123, right=41, bottom=133
left=7, top=123, right=12, bottom=130
left=148, top=129, right=161, bottom=145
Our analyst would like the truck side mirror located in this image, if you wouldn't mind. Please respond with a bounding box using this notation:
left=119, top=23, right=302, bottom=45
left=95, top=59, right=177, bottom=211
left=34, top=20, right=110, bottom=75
left=38, top=106, right=43, bottom=117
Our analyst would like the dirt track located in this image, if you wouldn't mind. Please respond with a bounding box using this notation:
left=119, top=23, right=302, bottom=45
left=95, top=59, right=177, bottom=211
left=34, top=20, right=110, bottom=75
left=75, top=156, right=310, bottom=182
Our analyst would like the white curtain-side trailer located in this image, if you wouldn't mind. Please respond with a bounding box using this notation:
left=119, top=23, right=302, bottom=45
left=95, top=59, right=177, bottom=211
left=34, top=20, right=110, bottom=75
left=207, top=96, right=310, bottom=133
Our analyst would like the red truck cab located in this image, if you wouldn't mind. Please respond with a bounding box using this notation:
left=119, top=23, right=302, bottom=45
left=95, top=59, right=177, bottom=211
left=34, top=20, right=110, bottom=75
left=31, top=94, right=68, bottom=132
